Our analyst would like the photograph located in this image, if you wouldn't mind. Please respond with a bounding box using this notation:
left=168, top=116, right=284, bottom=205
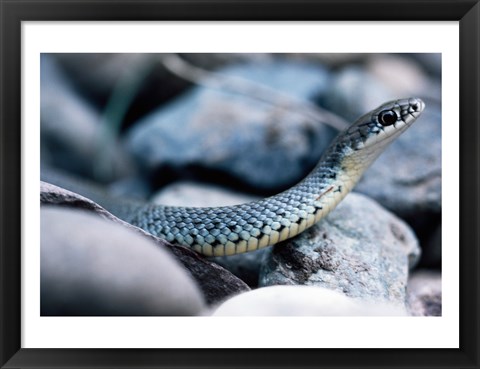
left=40, top=52, right=442, bottom=317
left=1, top=1, right=478, bottom=367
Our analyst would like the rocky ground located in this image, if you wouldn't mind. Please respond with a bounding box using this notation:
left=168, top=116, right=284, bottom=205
left=40, top=53, right=441, bottom=316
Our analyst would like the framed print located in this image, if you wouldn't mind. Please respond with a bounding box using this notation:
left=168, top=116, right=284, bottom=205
left=1, top=1, right=479, bottom=368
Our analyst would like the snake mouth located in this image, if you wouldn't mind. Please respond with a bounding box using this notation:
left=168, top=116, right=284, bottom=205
left=398, top=97, right=425, bottom=126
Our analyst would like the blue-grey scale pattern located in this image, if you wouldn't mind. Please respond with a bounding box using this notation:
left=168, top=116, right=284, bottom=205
left=122, top=98, right=424, bottom=256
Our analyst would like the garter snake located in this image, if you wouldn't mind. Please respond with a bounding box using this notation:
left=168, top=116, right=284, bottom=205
left=42, top=98, right=424, bottom=256
left=113, top=97, right=424, bottom=256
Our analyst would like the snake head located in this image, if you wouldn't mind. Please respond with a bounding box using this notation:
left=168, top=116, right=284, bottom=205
left=345, top=97, right=425, bottom=153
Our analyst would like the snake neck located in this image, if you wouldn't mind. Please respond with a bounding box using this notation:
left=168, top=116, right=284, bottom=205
left=269, top=145, right=364, bottom=230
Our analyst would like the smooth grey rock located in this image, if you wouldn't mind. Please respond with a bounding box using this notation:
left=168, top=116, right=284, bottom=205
left=213, top=285, right=407, bottom=316
left=40, top=181, right=250, bottom=305
left=321, top=55, right=441, bottom=121
left=41, top=207, right=205, bottom=316
left=320, top=66, right=396, bottom=123
left=125, top=60, right=335, bottom=191
left=41, top=179, right=116, bottom=217
left=366, top=54, right=441, bottom=101
left=406, top=271, right=442, bottom=316
left=151, top=181, right=259, bottom=207
left=259, top=193, right=420, bottom=306
left=41, top=54, right=134, bottom=181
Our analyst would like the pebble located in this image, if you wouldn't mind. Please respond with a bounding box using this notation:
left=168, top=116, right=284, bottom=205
left=213, top=285, right=407, bottom=316
left=151, top=181, right=259, bottom=207
left=406, top=270, right=442, bottom=316
left=366, top=54, right=440, bottom=101
left=41, top=207, right=206, bottom=315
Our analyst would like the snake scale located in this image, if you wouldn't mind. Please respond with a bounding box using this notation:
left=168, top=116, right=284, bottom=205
left=43, top=98, right=424, bottom=256
left=95, top=97, right=423, bottom=256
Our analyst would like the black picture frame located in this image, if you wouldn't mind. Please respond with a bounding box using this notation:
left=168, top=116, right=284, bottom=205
left=1, top=1, right=479, bottom=368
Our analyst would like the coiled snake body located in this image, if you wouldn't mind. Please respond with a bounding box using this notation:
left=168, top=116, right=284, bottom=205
left=114, top=98, right=424, bottom=256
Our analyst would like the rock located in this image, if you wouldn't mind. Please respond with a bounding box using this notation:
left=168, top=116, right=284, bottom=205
left=366, top=54, right=440, bottom=101
left=41, top=178, right=115, bottom=216
left=319, top=66, right=396, bottom=123
left=41, top=207, right=206, bottom=315
left=151, top=181, right=259, bottom=207
left=213, top=285, right=407, bottom=316
left=125, top=60, right=336, bottom=192
left=259, top=193, right=420, bottom=306
left=41, top=54, right=134, bottom=182
left=40, top=180, right=250, bottom=305
left=171, top=243, right=251, bottom=307
left=320, top=55, right=440, bottom=121
left=406, top=271, right=442, bottom=316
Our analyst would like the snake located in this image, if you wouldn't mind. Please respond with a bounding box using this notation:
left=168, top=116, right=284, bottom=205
left=43, top=98, right=424, bottom=256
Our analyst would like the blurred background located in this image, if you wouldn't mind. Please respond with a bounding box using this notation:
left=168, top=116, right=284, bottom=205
left=40, top=53, right=442, bottom=316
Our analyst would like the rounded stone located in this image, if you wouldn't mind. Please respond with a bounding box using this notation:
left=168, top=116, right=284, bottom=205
left=41, top=207, right=206, bottom=316
left=213, top=285, right=407, bottom=316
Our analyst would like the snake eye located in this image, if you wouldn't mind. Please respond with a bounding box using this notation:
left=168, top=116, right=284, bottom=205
left=378, top=110, right=398, bottom=126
